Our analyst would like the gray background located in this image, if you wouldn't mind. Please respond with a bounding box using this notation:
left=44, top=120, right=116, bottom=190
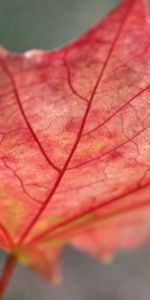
left=0, top=0, right=150, bottom=299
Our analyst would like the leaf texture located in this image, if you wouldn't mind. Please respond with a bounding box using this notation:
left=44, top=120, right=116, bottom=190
left=0, top=0, right=150, bottom=280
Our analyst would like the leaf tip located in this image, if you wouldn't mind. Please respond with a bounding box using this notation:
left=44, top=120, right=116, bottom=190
left=100, top=253, right=114, bottom=265
left=24, top=49, right=45, bottom=63
left=0, top=46, right=9, bottom=58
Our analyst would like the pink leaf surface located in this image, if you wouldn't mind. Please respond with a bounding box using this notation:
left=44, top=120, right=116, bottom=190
left=0, top=0, right=150, bottom=280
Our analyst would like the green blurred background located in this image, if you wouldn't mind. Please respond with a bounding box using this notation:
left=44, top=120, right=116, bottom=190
left=0, top=0, right=116, bottom=51
left=0, top=0, right=150, bottom=299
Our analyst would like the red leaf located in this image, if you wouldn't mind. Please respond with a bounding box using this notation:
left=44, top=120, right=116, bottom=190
left=0, top=0, right=150, bottom=280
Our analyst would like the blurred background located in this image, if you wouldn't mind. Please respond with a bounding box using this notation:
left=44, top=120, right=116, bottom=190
left=0, top=0, right=150, bottom=299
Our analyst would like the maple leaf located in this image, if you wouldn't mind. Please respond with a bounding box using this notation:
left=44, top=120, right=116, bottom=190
left=0, top=0, right=150, bottom=284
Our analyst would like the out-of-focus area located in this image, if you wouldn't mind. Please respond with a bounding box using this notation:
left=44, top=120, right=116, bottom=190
left=0, top=0, right=150, bottom=299
left=0, top=0, right=116, bottom=51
